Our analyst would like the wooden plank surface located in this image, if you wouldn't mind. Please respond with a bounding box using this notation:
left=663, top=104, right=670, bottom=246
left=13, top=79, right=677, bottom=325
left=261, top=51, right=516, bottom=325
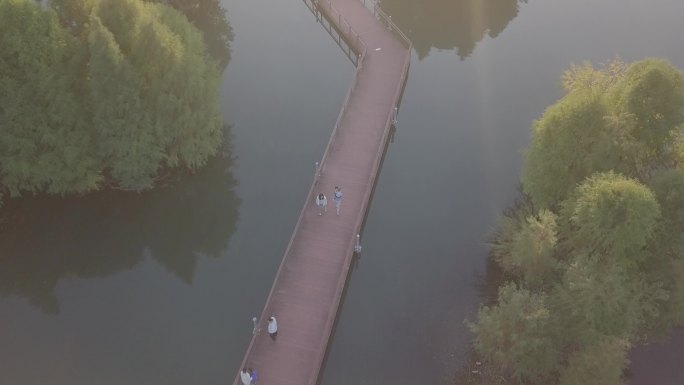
left=233, top=1, right=410, bottom=384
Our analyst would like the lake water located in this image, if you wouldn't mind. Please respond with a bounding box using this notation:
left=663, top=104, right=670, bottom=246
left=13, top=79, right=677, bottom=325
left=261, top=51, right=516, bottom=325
left=1, top=0, right=683, bottom=384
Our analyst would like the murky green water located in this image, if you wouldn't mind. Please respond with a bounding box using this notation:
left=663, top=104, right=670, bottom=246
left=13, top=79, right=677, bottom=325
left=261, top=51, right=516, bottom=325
left=1, top=0, right=683, bottom=384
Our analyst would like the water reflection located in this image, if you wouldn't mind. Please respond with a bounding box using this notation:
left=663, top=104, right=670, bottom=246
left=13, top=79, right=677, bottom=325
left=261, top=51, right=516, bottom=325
left=0, top=130, right=239, bottom=314
left=156, top=0, right=235, bottom=70
left=378, top=0, right=525, bottom=59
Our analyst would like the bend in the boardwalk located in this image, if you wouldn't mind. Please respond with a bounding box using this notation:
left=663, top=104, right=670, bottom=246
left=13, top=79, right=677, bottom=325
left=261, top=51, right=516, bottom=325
left=233, top=1, right=410, bottom=384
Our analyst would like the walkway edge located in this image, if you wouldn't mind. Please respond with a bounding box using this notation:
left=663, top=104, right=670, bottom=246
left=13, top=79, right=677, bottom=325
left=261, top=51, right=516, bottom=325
left=232, top=0, right=411, bottom=383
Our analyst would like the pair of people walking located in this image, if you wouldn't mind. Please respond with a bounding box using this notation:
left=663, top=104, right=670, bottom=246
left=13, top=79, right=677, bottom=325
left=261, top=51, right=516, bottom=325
left=316, top=186, right=343, bottom=216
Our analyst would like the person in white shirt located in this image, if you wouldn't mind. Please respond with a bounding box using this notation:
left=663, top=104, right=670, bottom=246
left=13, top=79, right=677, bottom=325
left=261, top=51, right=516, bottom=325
left=315, top=193, right=327, bottom=216
left=267, top=316, right=278, bottom=340
left=240, top=368, right=252, bottom=385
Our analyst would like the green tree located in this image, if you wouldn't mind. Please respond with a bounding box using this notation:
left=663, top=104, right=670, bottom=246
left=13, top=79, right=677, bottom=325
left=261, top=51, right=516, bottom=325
left=674, top=130, right=684, bottom=168
left=523, top=59, right=684, bottom=208
left=148, top=0, right=234, bottom=69
left=88, top=15, right=160, bottom=189
left=496, top=209, right=559, bottom=288
left=609, top=59, right=684, bottom=163
left=561, top=58, right=627, bottom=94
left=471, top=283, right=561, bottom=382
left=50, top=0, right=96, bottom=36
left=560, top=172, right=661, bottom=266
left=479, top=58, right=684, bottom=385
left=1, top=0, right=224, bottom=196
left=0, top=0, right=101, bottom=196
left=663, top=258, right=684, bottom=328
left=650, top=169, right=684, bottom=246
left=551, top=263, right=663, bottom=341
left=557, top=337, right=630, bottom=385
left=522, top=92, right=634, bottom=208
left=490, top=193, right=535, bottom=273
left=88, top=0, right=222, bottom=189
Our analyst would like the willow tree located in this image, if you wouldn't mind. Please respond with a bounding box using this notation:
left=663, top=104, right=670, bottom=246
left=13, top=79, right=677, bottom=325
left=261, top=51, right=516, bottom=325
left=471, top=284, right=562, bottom=382
left=147, top=0, right=234, bottom=69
left=551, top=262, right=664, bottom=342
left=480, top=59, right=684, bottom=385
left=522, top=59, right=684, bottom=208
left=560, top=172, right=661, bottom=267
left=650, top=169, right=684, bottom=245
left=88, top=0, right=223, bottom=190
left=609, top=59, right=684, bottom=163
left=0, top=0, right=100, bottom=196
left=494, top=209, right=559, bottom=289
left=521, top=92, right=633, bottom=208
left=88, top=15, right=159, bottom=189
left=557, top=337, right=630, bottom=385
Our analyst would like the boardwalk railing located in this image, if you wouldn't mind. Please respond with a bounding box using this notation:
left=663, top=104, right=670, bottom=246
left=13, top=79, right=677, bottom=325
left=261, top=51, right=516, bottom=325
left=304, top=0, right=368, bottom=177
left=358, top=0, right=412, bottom=49
left=233, top=3, right=369, bottom=382
left=232, top=0, right=411, bottom=383
left=303, top=0, right=365, bottom=65
left=304, top=0, right=410, bottom=178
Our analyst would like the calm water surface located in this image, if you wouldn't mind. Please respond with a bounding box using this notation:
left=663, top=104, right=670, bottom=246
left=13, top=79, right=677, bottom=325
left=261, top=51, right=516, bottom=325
left=1, top=0, right=683, bottom=384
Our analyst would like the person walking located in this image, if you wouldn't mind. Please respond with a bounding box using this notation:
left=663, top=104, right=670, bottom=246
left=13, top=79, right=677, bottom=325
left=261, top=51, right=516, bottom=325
left=249, top=368, right=258, bottom=384
left=333, top=186, right=343, bottom=215
left=240, top=368, right=252, bottom=385
left=315, top=193, right=327, bottom=215
left=267, top=316, right=278, bottom=340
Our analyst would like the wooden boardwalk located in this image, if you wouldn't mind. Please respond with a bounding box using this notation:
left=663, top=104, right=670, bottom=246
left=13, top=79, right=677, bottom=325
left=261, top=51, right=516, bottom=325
left=233, top=1, right=411, bottom=384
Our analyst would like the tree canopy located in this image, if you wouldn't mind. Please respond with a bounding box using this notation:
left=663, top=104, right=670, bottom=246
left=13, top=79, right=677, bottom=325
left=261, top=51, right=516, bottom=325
left=560, top=172, right=661, bottom=266
left=0, top=0, right=100, bottom=195
left=523, top=59, right=684, bottom=209
left=471, top=284, right=561, bottom=382
left=0, top=0, right=226, bottom=197
left=473, top=58, right=684, bottom=385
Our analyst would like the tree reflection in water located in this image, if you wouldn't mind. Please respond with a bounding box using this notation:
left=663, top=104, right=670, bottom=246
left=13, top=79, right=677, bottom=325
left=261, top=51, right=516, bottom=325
left=0, top=129, right=239, bottom=314
left=378, top=0, right=526, bottom=60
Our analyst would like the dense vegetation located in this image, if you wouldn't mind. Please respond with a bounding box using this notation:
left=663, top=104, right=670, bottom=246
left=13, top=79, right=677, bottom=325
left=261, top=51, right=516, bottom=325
left=470, top=58, right=684, bottom=385
left=0, top=0, right=225, bottom=205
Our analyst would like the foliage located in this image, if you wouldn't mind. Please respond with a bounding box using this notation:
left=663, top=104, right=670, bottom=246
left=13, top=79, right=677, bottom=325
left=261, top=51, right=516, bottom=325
left=471, top=284, right=561, bottom=382
left=522, top=92, right=634, bottom=208
left=562, top=58, right=627, bottom=93
left=557, top=337, right=630, bottom=385
left=0, top=0, right=101, bottom=196
left=490, top=191, right=535, bottom=272
left=650, top=169, right=684, bottom=243
left=495, top=209, right=559, bottom=289
left=674, top=130, right=684, bottom=168
left=664, top=259, right=684, bottom=327
left=609, top=59, right=684, bottom=160
left=476, top=58, right=684, bottom=385
left=87, top=0, right=223, bottom=189
left=147, top=0, right=234, bottom=69
left=560, top=172, right=661, bottom=266
left=88, top=14, right=160, bottom=189
left=50, top=0, right=96, bottom=36
left=523, top=59, right=684, bottom=208
left=551, top=263, right=664, bottom=341
left=0, top=0, right=225, bottom=196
